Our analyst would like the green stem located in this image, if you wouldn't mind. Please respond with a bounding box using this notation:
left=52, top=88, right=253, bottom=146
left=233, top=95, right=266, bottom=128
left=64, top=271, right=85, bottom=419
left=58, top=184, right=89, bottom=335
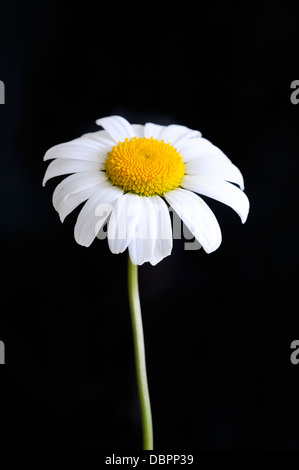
left=127, top=255, right=153, bottom=450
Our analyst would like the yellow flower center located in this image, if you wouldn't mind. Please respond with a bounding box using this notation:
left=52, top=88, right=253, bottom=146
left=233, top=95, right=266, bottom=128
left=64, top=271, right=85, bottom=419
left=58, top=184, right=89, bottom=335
left=104, top=137, right=185, bottom=196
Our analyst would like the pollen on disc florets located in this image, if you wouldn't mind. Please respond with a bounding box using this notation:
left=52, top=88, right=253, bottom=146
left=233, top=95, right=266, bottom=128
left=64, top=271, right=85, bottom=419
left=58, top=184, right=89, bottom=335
left=104, top=136, right=185, bottom=197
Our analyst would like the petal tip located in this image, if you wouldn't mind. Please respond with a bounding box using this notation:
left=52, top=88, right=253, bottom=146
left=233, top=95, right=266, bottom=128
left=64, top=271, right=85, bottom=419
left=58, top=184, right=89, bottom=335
left=241, top=213, right=249, bottom=224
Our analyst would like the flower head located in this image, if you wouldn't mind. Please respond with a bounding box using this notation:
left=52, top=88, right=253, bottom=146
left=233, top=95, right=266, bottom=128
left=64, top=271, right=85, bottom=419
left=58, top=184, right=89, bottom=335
left=43, top=115, right=249, bottom=265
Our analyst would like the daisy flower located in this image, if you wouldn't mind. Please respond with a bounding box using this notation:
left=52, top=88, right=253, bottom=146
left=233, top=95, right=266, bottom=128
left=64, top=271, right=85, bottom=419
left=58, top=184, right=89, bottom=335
left=43, top=115, right=249, bottom=265
left=43, top=115, right=250, bottom=450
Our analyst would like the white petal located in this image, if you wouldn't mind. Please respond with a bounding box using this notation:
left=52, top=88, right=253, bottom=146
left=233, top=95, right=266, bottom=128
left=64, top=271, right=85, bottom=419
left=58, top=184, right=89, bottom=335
left=149, top=196, right=173, bottom=266
left=44, top=137, right=108, bottom=163
left=132, top=124, right=145, bottom=138
left=179, top=138, right=214, bottom=162
left=59, top=182, right=109, bottom=222
left=181, top=175, right=249, bottom=224
left=128, top=196, right=156, bottom=266
left=164, top=188, right=222, bottom=254
left=96, top=115, right=136, bottom=142
left=80, top=130, right=115, bottom=149
left=53, top=171, right=107, bottom=210
left=159, top=124, right=201, bottom=149
left=53, top=172, right=108, bottom=221
left=143, top=122, right=165, bottom=139
left=180, top=137, right=231, bottom=163
left=107, top=193, right=138, bottom=255
left=74, top=185, right=123, bottom=247
left=185, top=154, right=244, bottom=189
left=42, top=159, right=101, bottom=186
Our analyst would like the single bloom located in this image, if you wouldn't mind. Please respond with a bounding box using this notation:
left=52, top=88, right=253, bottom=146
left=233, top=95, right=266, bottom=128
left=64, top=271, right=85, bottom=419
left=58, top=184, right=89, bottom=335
left=43, top=115, right=249, bottom=265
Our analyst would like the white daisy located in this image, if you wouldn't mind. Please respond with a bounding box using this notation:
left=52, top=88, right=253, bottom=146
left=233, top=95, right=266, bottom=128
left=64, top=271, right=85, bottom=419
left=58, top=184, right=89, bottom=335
left=43, top=115, right=249, bottom=265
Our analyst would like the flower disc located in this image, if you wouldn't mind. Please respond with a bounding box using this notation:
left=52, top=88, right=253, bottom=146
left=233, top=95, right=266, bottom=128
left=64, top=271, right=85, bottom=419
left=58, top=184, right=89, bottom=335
left=105, top=137, right=185, bottom=196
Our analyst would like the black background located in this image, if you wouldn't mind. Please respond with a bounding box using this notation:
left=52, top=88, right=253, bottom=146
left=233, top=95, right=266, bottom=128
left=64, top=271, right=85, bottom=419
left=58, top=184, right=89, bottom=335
left=0, top=0, right=299, bottom=450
